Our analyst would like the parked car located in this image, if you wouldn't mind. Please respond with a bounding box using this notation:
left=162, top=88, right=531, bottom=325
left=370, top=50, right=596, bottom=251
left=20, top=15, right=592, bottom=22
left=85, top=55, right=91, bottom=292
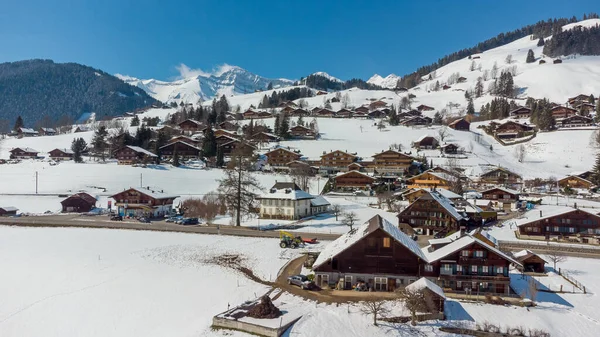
left=287, top=275, right=314, bottom=290
left=110, top=215, right=123, bottom=221
left=138, top=217, right=151, bottom=223
left=180, top=218, right=199, bottom=225
left=166, top=215, right=183, bottom=223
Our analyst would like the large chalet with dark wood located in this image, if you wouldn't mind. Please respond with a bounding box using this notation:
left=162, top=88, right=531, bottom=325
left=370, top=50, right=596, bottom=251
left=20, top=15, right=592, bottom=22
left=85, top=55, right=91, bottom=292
left=481, top=187, right=520, bottom=211
left=479, top=167, right=522, bottom=186
left=61, top=193, right=97, bottom=213
left=110, top=187, right=179, bottom=218
left=413, top=136, right=439, bottom=149
left=568, top=94, right=591, bottom=107
left=264, top=148, right=302, bottom=169
left=215, top=134, right=239, bottom=147
left=355, top=106, right=369, bottom=114
left=242, top=109, right=261, bottom=119
left=401, top=116, right=432, bottom=126
left=17, top=127, right=38, bottom=138
left=289, top=108, right=309, bottom=117
left=509, top=107, right=531, bottom=118
left=313, top=215, right=427, bottom=291
left=406, top=171, right=456, bottom=190
left=336, top=108, right=352, bottom=118
left=178, top=119, right=204, bottom=133
left=38, top=127, right=57, bottom=136
left=114, top=146, right=157, bottom=165
left=494, top=121, right=534, bottom=139
left=559, top=115, right=593, bottom=128
left=441, top=143, right=459, bottom=154
left=252, top=132, right=280, bottom=143
left=369, top=100, right=387, bottom=110
left=315, top=108, right=335, bottom=117
left=159, top=141, right=201, bottom=159
left=517, top=206, right=600, bottom=244
left=558, top=174, right=594, bottom=190
left=320, top=150, right=357, bottom=173
left=169, top=135, right=199, bottom=146
left=576, top=103, right=595, bottom=115
left=48, top=148, right=74, bottom=161
left=448, top=118, right=470, bottom=131
left=289, top=125, right=318, bottom=139
left=219, top=139, right=256, bottom=156
left=333, top=170, right=376, bottom=190
left=218, top=121, right=239, bottom=132
left=398, top=190, right=466, bottom=236
left=9, top=147, right=39, bottom=159
left=550, top=106, right=577, bottom=119
left=371, top=150, right=413, bottom=174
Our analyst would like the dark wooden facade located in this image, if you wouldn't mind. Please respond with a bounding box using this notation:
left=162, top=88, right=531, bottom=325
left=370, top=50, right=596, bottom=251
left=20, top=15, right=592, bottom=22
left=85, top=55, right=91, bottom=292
left=518, top=208, right=600, bottom=239
left=9, top=147, right=39, bottom=159
left=334, top=171, right=376, bottom=190
left=550, top=106, right=577, bottom=119
left=398, top=191, right=464, bottom=235
left=558, top=175, right=594, bottom=189
left=48, top=148, right=73, bottom=160
left=560, top=115, right=593, bottom=128
left=159, top=141, right=201, bottom=158
left=113, top=146, right=156, bottom=165
left=61, top=193, right=96, bottom=213
left=178, top=119, right=203, bottom=133
left=495, top=121, right=534, bottom=139
left=290, top=125, right=317, bottom=139
left=264, top=148, right=302, bottom=167
left=509, top=107, right=531, bottom=118
left=110, top=187, right=178, bottom=218
left=481, top=188, right=519, bottom=201
left=448, top=118, right=470, bottom=131
left=0, top=207, right=18, bottom=216
left=417, top=104, right=435, bottom=112
left=413, top=136, right=439, bottom=149
left=372, top=150, right=413, bottom=174
left=320, top=150, right=357, bottom=172
left=480, top=168, right=522, bottom=185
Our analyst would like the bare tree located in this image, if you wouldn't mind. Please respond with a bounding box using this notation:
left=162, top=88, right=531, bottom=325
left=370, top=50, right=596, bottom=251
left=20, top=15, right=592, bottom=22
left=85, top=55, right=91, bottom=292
left=482, top=69, right=490, bottom=81
left=217, top=146, right=262, bottom=226
left=399, top=287, right=427, bottom=326
left=341, top=93, right=351, bottom=108
left=515, top=144, right=526, bottom=163
left=589, top=129, right=600, bottom=148
left=505, top=54, right=513, bottom=64
left=547, top=252, right=567, bottom=271
left=437, top=126, right=449, bottom=142
left=290, top=164, right=314, bottom=192
left=377, top=119, right=386, bottom=131
left=331, top=204, right=342, bottom=221
left=359, top=300, right=390, bottom=326
left=469, top=60, right=476, bottom=71
left=341, top=211, right=358, bottom=230
left=297, top=98, right=307, bottom=109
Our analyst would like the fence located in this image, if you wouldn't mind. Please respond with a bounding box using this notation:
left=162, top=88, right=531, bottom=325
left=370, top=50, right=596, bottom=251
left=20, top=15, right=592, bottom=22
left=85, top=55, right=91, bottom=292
left=559, top=268, right=586, bottom=293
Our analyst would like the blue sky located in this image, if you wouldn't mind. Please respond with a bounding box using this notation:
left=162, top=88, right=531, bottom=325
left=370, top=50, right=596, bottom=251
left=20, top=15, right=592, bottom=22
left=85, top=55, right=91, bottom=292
left=0, top=0, right=596, bottom=81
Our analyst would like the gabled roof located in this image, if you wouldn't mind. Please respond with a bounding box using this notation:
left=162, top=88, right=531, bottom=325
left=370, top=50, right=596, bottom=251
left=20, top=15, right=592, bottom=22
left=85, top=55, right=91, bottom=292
left=124, top=146, right=157, bottom=157
left=50, top=148, right=74, bottom=155
left=0, top=206, right=18, bottom=212
left=18, top=127, right=38, bottom=134
left=10, top=147, right=39, bottom=153
left=290, top=125, right=313, bottom=131
left=481, top=187, right=520, bottom=195
left=178, top=119, right=203, bottom=126
left=558, top=174, right=594, bottom=185
left=407, top=171, right=457, bottom=183
left=372, top=149, right=413, bottom=159
left=480, top=166, right=521, bottom=178
left=111, top=187, right=179, bottom=200
left=414, top=135, right=436, bottom=143
left=61, top=192, right=97, bottom=205
left=313, top=215, right=427, bottom=269
left=310, top=195, right=330, bottom=207
left=335, top=170, right=376, bottom=180
left=419, top=190, right=464, bottom=221
left=424, top=234, right=521, bottom=266
left=321, top=150, right=357, bottom=158
left=448, top=118, right=469, bottom=126
left=257, top=185, right=314, bottom=201
left=264, top=147, right=301, bottom=157
left=406, top=277, right=446, bottom=299
left=514, top=206, right=600, bottom=227
left=159, top=141, right=202, bottom=151
left=40, top=127, right=57, bottom=132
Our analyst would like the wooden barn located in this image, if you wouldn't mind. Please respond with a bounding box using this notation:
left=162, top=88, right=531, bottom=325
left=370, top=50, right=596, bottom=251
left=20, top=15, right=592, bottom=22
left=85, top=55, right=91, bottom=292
left=61, top=193, right=97, bottom=213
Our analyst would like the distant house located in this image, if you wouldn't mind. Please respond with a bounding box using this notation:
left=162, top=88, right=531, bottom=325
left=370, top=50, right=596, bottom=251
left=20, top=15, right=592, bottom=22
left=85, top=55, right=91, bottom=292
left=38, top=127, right=57, bottom=136
left=333, top=170, right=376, bottom=190
left=280, top=106, right=295, bottom=114
left=336, top=108, right=352, bottom=118
left=479, top=167, right=522, bottom=186
left=441, top=143, right=459, bottom=154
left=9, top=147, right=39, bottom=159
left=406, top=171, right=456, bottom=190
left=219, top=139, right=256, bottom=156
left=553, top=59, right=562, bottom=64
left=316, top=90, right=328, bottom=95
left=371, top=150, right=414, bottom=174
left=264, top=147, right=302, bottom=168
left=369, top=100, right=387, bottom=109
left=509, top=106, right=532, bottom=118
left=113, top=145, right=157, bottom=165
left=252, top=132, right=280, bottom=143
left=576, top=103, right=596, bottom=115
left=315, top=108, right=336, bottom=117
left=218, top=121, right=239, bottom=132
left=289, top=108, right=310, bottom=117
left=412, top=135, right=439, bottom=149
left=17, top=127, right=38, bottom=138
left=403, top=187, right=462, bottom=204
left=494, top=121, right=534, bottom=139
left=61, top=193, right=97, bottom=213
left=401, top=116, right=432, bottom=126
left=48, top=148, right=74, bottom=161
left=0, top=206, right=18, bottom=216
left=416, top=104, right=435, bottom=112
left=159, top=141, right=201, bottom=159
left=110, top=187, right=179, bottom=218
left=457, top=77, right=467, bottom=83
left=559, top=115, right=593, bottom=128
left=214, top=129, right=239, bottom=139
left=355, top=106, right=370, bottom=114
left=442, top=85, right=451, bottom=90
left=320, top=150, right=358, bottom=173
left=448, top=118, right=470, bottom=131
left=516, top=206, right=600, bottom=244
left=539, top=59, right=546, bottom=64
left=550, top=106, right=577, bottom=119
left=242, top=109, right=261, bottom=119
left=73, top=126, right=90, bottom=133
left=289, top=125, right=318, bottom=139
left=368, top=110, right=385, bottom=119
left=512, top=250, right=546, bottom=273
left=558, top=175, right=594, bottom=190
left=310, top=195, right=330, bottom=215
left=568, top=94, right=591, bottom=107
left=178, top=119, right=203, bottom=133
left=256, top=182, right=314, bottom=220
left=481, top=187, right=520, bottom=211
left=405, top=278, right=446, bottom=313
left=169, top=135, right=200, bottom=146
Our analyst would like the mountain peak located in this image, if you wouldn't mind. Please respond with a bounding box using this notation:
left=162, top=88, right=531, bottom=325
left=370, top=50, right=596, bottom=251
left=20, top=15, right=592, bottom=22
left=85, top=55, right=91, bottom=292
left=367, top=73, right=399, bottom=89
left=311, top=71, right=343, bottom=83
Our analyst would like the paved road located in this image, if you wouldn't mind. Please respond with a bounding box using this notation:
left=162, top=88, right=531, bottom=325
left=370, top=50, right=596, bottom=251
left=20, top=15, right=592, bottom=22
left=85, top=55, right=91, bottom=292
left=0, top=214, right=342, bottom=241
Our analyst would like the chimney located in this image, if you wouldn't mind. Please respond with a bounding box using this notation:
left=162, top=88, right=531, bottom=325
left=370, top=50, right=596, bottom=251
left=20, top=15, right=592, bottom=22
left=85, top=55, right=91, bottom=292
left=574, top=203, right=578, bottom=209
left=540, top=210, right=543, bottom=218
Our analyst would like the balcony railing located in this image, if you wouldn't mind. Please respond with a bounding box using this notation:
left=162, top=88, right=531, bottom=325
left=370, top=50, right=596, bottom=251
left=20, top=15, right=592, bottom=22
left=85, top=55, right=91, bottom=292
left=440, top=274, right=508, bottom=281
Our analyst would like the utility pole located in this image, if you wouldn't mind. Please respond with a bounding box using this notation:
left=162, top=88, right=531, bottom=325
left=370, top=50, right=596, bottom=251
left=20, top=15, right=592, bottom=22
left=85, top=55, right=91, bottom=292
left=35, top=171, right=38, bottom=194
left=140, top=173, right=143, bottom=188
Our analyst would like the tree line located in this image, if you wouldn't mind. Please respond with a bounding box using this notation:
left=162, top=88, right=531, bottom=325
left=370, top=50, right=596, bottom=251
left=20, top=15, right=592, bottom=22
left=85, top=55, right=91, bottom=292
left=543, top=24, right=600, bottom=57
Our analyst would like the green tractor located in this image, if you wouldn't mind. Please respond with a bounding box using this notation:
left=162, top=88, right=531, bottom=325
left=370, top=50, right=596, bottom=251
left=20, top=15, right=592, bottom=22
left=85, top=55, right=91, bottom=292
left=279, top=231, right=303, bottom=248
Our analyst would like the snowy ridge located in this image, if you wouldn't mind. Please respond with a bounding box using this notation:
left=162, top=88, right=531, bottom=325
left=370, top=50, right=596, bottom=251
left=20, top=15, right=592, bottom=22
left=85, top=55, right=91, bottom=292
left=367, top=73, right=400, bottom=89
left=311, top=71, right=343, bottom=83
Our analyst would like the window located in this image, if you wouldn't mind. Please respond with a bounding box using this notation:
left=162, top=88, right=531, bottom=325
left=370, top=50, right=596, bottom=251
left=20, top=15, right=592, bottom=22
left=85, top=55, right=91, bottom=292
left=474, top=250, right=484, bottom=258
left=321, top=274, right=329, bottom=287
left=482, top=266, right=489, bottom=273
left=569, top=227, right=576, bottom=233
left=374, top=277, right=388, bottom=291
left=367, top=237, right=376, bottom=247
left=481, top=282, right=489, bottom=289
left=461, top=250, right=470, bottom=257
left=456, top=265, right=463, bottom=272
left=496, top=266, right=504, bottom=274
left=383, top=237, right=391, bottom=248
left=425, top=264, right=433, bottom=272
left=457, top=281, right=462, bottom=288
left=553, top=226, right=559, bottom=232
left=471, top=265, right=478, bottom=273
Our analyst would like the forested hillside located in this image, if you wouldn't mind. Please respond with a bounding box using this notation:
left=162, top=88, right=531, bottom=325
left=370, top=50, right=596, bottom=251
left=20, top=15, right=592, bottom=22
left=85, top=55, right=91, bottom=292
left=544, top=24, right=600, bottom=57
left=0, top=59, right=158, bottom=129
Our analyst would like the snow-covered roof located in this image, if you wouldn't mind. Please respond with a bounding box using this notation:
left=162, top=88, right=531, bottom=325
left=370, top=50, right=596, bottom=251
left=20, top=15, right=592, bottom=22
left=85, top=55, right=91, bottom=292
left=18, top=128, right=38, bottom=134
left=514, top=205, right=600, bottom=227
left=0, top=206, right=18, bottom=212
left=160, top=141, right=201, bottom=151
left=51, top=148, right=74, bottom=154
left=406, top=277, right=446, bottom=299
left=421, top=191, right=465, bottom=221
left=310, top=195, right=330, bottom=207
left=414, top=134, right=435, bottom=143
left=40, top=127, right=56, bottom=132
left=257, top=187, right=314, bottom=201
left=11, top=147, right=39, bottom=153
left=475, top=199, right=492, bottom=206
left=335, top=170, right=375, bottom=180
left=125, top=146, right=157, bottom=157
left=127, top=187, right=179, bottom=200
left=425, top=235, right=521, bottom=266
left=406, top=188, right=462, bottom=200
left=313, top=215, right=427, bottom=269
left=481, top=187, right=520, bottom=195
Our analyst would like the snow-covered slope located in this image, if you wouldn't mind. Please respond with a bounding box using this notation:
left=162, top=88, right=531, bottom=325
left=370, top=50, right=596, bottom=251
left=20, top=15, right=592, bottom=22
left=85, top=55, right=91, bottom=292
left=117, top=65, right=294, bottom=104
left=310, top=71, right=343, bottom=83
left=367, top=73, right=400, bottom=89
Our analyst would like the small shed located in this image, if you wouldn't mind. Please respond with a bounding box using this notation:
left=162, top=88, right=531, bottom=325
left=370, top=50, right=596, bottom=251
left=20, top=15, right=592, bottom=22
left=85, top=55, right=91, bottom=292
left=553, top=59, right=562, bottom=64
left=60, top=193, right=97, bottom=213
left=0, top=206, right=18, bottom=216
left=405, top=277, right=446, bottom=313
left=513, top=250, right=546, bottom=273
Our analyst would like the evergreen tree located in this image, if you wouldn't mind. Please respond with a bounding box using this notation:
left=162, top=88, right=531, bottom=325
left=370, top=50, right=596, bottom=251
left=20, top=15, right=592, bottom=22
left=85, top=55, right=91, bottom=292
left=154, top=131, right=169, bottom=164
left=589, top=94, right=596, bottom=104
left=592, top=153, right=600, bottom=186
left=434, top=81, right=440, bottom=91
left=130, top=115, right=140, bottom=126
left=245, top=118, right=255, bottom=138
left=433, top=112, right=443, bottom=124
left=13, top=116, right=24, bottom=131
left=297, top=115, right=305, bottom=126
left=71, top=137, right=87, bottom=163
left=279, top=113, right=290, bottom=139
left=216, top=95, right=229, bottom=123
left=273, top=114, right=281, bottom=136
left=172, top=148, right=180, bottom=167
left=91, top=125, right=109, bottom=161
left=134, top=124, right=152, bottom=149
left=475, top=77, right=484, bottom=98
left=526, top=49, right=535, bottom=63
left=537, top=37, right=545, bottom=47
left=267, top=82, right=273, bottom=90
left=467, top=97, right=475, bottom=115
left=216, top=147, right=224, bottom=167
left=388, top=107, right=399, bottom=126
left=202, top=126, right=217, bottom=157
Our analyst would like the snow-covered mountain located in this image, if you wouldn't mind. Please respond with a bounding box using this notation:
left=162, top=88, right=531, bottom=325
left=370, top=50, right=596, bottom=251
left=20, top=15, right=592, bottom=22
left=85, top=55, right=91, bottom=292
left=367, top=74, right=400, bottom=89
left=117, top=65, right=294, bottom=104
left=310, top=71, right=343, bottom=83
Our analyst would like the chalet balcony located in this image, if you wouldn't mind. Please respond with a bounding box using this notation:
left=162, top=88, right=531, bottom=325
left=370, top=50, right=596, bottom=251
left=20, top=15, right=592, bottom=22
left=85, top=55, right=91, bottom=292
left=459, top=257, right=488, bottom=264
left=440, top=274, right=509, bottom=282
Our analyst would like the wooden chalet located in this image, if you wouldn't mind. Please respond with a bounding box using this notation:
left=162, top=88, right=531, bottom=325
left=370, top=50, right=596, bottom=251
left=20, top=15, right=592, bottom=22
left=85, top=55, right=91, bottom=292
left=315, top=108, right=335, bottom=117
left=442, top=85, right=451, bottom=90
left=215, top=134, right=239, bottom=147
left=553, top=59, right=562, bottom=64
left=336, top=108, right=352, bottom=118
left=313, top=215, right=427, bottom=291
left=441, top=143, right=459, bottom=154
left=405, top=278, right=446, bottom=313
left=316, top=90, right=328, bottom=95
left=398, top=189, right=466, bottom=235
left=559, top=115, right=593, bottom=128
left=287, top=160, right=316, bottom=175
left=0, top=206, right=18, bottom=216
left=406, top=109, right=422, bottom=116
left=412, top=136, right=439, bottom=149
left=512, top=250, right=546, bottom=273
left=417, top=104, right=435, bottom=112
left=289, top=108, right=310, bottom=117
left=457, top=76, right=467, bottom=83
left=73, top=126, right=90, bottom=133
left=252, top=131, right=280, bottom=143
left=110, top=187, right=179, bottom=218
left=178, top=119, right=203, bottom=133
left=280, top=106, right=295, bottom=114
left=242, top=109, right=261, bottom=119
left=568, top=94, right=590, bottom=107
left=517, top=206, right=600, bottom=244
left=265, top=147, right=302, bottom=168
left=401, top=116, right=432, bottom=126
left=17, top=127, right=38, bottom=138
left=113, top=145, right=157, bottom=165
left=214, top=129, right=239, bottom=139
left=333, top=170, right=376, bottom=190
left=368, top=110, right=385, bottom=118
left=61, top=193, right=97, bottom=213
left=320, top=150, right=358, bottom=173
left=406, top=171, right=456, bottom=190
left=481, top=187, right=520, bottom=211
left=347, top=162, right=364, bottom=171
left=558, top=175, right=594, bottom=190
left=38, top=127, right=57, bottom=136
left=311, top=107, right=323, bottom=114
left=9, top=147, right=39, bottom=159
left=448, top=118, right=470, bottom=131
left=494, top=121, right=534, bottom=139
left=509, top=106, right=531, bottom=118
left=576, top=103, right=595, bottom=115
left=48, top=148, right=74, bottom=161
left=159, top=141, right=201, bottom=159
left=219, top=140, right=256, bottom=156
left=550, top=106, right=577, bottom=119
left=289, top=125, right=318, bottom=139
left=355, top=106, right=370, bottom=114
left=218, top=120, right=239, bottom=132
left=479, top=167, right=522, bottom=185
left=257, top=111, right=272, bottom=118
left=369, top=100, right=387, bottom=109
left=371, top=150, right=413, bottom=174
left=168, top=135, right=199, bottom=146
